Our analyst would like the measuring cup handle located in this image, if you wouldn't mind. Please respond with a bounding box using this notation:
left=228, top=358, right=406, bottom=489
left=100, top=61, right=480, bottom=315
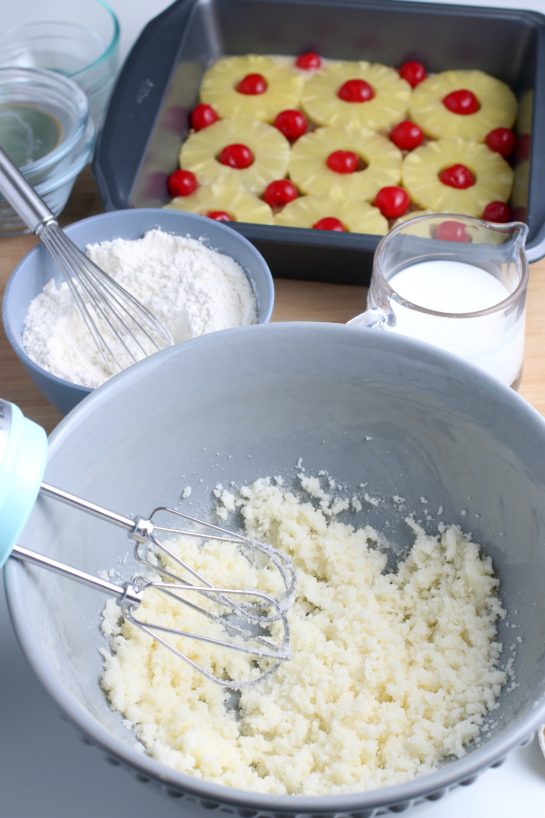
left=347, top=307, right=390, bottom=329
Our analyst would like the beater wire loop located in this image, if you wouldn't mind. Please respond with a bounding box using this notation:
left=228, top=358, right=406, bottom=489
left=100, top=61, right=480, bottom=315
left=28, top=483, right=296, bottom=687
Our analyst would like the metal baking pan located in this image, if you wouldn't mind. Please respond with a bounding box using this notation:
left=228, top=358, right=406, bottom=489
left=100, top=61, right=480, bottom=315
left=93, top=0, right=545, bottom=285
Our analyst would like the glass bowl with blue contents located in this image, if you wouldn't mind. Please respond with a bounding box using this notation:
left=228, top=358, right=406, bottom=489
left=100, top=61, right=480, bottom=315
left=0, top=67, right=95, bottom=235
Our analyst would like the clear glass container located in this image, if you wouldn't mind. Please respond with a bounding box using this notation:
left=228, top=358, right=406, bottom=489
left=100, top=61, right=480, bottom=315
left=0, top=1, right=120, bottom=128
left=349, top=213, right=529, bottom=389
left=0, top=67, right=95, bottom=235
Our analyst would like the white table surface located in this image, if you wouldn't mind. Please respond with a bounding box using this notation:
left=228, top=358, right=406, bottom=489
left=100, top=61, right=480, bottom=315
left=3, top=0, right=545, bottom=815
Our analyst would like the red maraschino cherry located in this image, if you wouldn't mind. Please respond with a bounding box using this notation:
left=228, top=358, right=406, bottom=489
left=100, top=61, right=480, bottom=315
left=438, top=163, right=475, bottom=189
left=443, top=89, right=480, bottom=115
left=326, top=150, right=359, bottom=174
left=485, top=127, right=516, bottom=158
left=236, top=73, right=267, bottom=95
left=217, top=143, right=254, bottom=168
left=274, top=109, right=308, bottom=141
left=296, top=51, right=322, bottom=70
left=313, top=217, right=347, bottom=231
left=207, top=210, right=233, bottom=221
left=482, top=201, right=512, bottom=223
left=374, top=186, right=410, bottom=219
left=190, top=103, right=219, bottom=130
left=263, top=179, right=299, bottom=208
left=167, top=169, right=198, bottom=197
left=434, top=220, right=471, bottom=242
left=399, top=60, right=427, bottom=87
left=337, top=79, right=374, bottom=102
left=389, top=120, right=424, bottom=151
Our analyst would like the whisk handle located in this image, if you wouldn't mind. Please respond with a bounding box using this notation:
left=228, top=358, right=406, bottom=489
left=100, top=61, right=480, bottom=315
left=0, top=146, right=55, bottom=233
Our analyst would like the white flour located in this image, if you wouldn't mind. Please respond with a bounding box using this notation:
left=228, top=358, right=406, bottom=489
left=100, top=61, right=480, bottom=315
left=22, top=229, right=258, bottom=388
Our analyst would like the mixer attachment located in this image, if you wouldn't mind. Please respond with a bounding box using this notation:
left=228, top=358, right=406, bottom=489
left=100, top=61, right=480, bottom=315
left=0, top=398, right=294, bottom=686
left=136, top=505, right=296, bottom=620
left=11, top=544, right=290, bottom=687
left=34, top=482, right=296, bottom=686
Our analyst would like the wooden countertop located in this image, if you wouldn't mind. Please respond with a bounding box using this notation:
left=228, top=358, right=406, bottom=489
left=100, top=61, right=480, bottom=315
left=2, top=168, right=545, bottom=433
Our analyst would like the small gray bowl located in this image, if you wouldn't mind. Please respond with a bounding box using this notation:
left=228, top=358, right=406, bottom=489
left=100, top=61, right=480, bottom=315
left=5, top=323, right=545, bottom=816
left=3, top=208, right=275, bottom=415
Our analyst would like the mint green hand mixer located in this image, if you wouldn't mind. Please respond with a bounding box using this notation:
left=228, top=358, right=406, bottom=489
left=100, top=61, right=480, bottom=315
left=0, top=399, right=294, bottom=687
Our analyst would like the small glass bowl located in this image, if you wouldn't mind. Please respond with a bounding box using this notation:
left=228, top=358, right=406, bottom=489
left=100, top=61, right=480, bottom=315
left=0, top=67, right=95, bottom=235
left=0, top=0, right=120, bottom=128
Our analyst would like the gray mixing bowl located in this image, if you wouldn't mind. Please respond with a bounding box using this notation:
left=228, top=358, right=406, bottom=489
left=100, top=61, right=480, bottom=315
left=6, top=323, right=545, bottom=816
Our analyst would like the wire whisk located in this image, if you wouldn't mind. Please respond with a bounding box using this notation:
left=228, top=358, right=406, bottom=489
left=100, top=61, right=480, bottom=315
left=10, top=481, right=295, bottom=687
left=12, top=538, right=292, bottom=688
left=0, top=146, right=173, bottom=371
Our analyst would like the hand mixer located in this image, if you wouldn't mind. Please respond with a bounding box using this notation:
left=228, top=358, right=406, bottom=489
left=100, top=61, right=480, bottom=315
left=0, top=146, right=173, bottom=370
left=0, top=399, right=296, bottom=687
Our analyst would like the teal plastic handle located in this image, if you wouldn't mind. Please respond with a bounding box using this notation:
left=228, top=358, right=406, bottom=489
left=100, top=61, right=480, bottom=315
left=0, top=400, right=48, bottom=567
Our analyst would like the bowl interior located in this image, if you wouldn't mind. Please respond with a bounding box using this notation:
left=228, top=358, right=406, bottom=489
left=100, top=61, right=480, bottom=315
left=6, top=323, right=545, bottom=811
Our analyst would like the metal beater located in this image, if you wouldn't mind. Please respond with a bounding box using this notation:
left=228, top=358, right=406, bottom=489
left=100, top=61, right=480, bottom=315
left=1, top=400, right=295, bottom=687
left=0, top=146, right=173, bottom=370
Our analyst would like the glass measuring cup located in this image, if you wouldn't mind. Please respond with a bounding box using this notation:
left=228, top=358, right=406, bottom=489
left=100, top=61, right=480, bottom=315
left=349, top=213, right=529, bottom=389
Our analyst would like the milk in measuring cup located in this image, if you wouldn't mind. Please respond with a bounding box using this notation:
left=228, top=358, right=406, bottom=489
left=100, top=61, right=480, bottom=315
left=387, top=259, right=525, bottom=387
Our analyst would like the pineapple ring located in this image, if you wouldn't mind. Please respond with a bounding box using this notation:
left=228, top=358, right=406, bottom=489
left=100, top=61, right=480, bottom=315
left=289, top=126, right=403, bottom=201
left=200, top=55, right=304, bottom=121
left=402, top=139, right=514, bottom=217
left=410, top=70, right=517, bottom=141
left=301, top=61, right=411, bottom=131
left=165, top=182, right=273, bottom=224
left=275, top=196, right=388, bottom=235
left=180, top=118, right=290, bottom=195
